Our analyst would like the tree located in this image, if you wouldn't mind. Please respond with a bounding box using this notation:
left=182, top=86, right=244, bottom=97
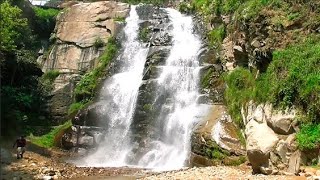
left=0, top=0, right=29, bottom=52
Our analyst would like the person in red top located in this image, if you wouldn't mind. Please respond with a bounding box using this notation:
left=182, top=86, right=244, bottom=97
left=13, top=136, right=26, bottom=159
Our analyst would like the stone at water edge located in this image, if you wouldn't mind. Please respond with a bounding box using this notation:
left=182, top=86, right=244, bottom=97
left=287, top=150, right=301, bottom=174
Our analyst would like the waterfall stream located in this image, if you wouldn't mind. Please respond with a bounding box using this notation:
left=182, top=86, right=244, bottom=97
left=75, top=5, right=209, bottom=170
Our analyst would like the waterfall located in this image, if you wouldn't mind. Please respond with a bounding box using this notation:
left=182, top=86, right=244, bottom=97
left=74, top=6, right=209, bottom=170
left=136, top=8, right=204, bottom=170
left=75, top=5, right=149, bottom=167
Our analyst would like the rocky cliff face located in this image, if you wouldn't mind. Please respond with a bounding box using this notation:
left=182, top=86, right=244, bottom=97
left=40, top=1, right=130, bottom=123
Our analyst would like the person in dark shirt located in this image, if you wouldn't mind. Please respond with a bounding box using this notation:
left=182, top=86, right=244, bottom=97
left=13, top=136, right=27, bottom=159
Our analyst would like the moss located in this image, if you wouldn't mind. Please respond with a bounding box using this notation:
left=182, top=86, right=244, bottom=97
left=201, top=68, right=214, bottom=89
left=74, top=37, right=120, bottom=103
left=204, top=140, right=230, bottom=160
left=114, top=16, right=126, bottom=22
left=29, top=120, right=72, bottom=148
left=143, top=104, right=153, bottom=111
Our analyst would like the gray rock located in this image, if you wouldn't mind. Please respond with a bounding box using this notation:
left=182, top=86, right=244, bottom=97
left=0, top=148, right=12, bottom=164
left=287, top=150, right=301, bottom=174
left=251, top=39, right=261, bottom=48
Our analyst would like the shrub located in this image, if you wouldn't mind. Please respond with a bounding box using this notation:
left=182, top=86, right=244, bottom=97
left=208, top=25, right=225, bottom=48
left=179, top=2, right=194, bottom=14
left=224, top=68, right=255, bottom=128
left=296, top=123, right=320, bottom=150
left=42, top=70, right=60, bottom=83
left=93, top=37, right=105, bottom=49
left=225, top=35, right=320, bottom=127
left=33, top=7, right=59, bottom=38
left=74, top=37, right=119, bottom=104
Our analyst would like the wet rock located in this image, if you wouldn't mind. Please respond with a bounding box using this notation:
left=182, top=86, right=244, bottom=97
left=79, top=135, right=94, bottom=146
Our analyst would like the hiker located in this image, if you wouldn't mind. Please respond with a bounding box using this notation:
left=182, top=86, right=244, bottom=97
left=13, top=136, right=27, bottom=159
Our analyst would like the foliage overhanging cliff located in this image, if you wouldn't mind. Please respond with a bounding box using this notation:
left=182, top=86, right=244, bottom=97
left=179, top=0, right=320, bottom=150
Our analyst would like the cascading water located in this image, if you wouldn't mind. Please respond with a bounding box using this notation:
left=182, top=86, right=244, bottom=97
left=75, top=6, right=209, bottom=170
left=75, top=5, right=149, bottom=167
left=136, top=9, right=205, bottom=170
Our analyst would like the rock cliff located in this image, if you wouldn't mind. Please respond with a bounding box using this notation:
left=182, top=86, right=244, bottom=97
left=39, top=1, right=130, bottom=123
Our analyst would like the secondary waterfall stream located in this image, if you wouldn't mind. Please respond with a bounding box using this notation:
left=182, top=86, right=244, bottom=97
left=75, top=5, right=209, bottom=170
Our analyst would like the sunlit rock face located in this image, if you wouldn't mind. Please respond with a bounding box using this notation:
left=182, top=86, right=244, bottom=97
left=39, top=1, right=130, bottom=123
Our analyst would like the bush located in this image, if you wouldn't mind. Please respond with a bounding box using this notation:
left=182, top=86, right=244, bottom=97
left=74, top=37, right=120, bottom=104
left=42, top=70, right=60, bottom=83
left=224, top=68, right=255, bottom=128
left=208, top=25, right=225, bottom=48
left=93, top=37, right=105, bottom=49
left=297, top=124, right=320, bottom=150
left=33, top=7, right=59, bottom=38
left=224, top=35, right=320, bottom=146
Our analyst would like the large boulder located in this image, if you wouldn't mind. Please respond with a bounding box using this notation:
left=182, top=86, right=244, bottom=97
left=191, top=105, right=246, bottom=166
left=242, top=101, right=300, bottom=174
left=245, top=119, right=279, bottom=173
left=267, top=108, right=296, bottom=135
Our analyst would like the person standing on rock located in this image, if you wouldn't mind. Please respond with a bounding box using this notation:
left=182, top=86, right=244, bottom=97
left=13, top=136, right=26, bottom=159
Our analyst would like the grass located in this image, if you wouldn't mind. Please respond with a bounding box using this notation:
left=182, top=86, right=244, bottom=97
left=114, top=16, right=126, bottom=22
left=71, top=37, right=120, bottom=112
left=224, top=35, right=320, bottom=148
left=29, top=120, right=72, bottom=148
left=208, top=25, right=225, bottom=48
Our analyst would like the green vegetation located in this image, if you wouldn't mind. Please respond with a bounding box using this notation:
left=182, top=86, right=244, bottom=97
left=207, top=25, right=225, bottom=48
left=114, top=16, right=126, bottom=22
left=143, top=104, right=153, bottom=111
left=296, top=124, right=320, bottom=150
left=201, top=68, right=214, bottom=89
left=0, top=0, right=30, bottom=52
left=224, top=35, right=320, bottom=147
left=224, top=68, right=255, bottom=128
left=33, top=7, right=59, bottom=38
left=93, top=37, right=105, bottom=49
left=122, top=0, right=168, bottom=6
left=29, top=120, right=72, bottom=148
left=139, top=27, right=150, bottom=43
left=41, top=70, right=60, bottom=83
left=70, top=37, right=120, bottom=113
left=204, top=140, right=230, bottom=160
left=68, top=101, right=88, bottom=115
left=0, top=0, right=56, bottom=136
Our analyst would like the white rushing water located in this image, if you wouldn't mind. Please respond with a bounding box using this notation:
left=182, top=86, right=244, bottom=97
left=75, top=6, right=209, bottom=170
left=75, top=6, right=149, bottom=167
left=136, top=8, right=205, bottom=170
